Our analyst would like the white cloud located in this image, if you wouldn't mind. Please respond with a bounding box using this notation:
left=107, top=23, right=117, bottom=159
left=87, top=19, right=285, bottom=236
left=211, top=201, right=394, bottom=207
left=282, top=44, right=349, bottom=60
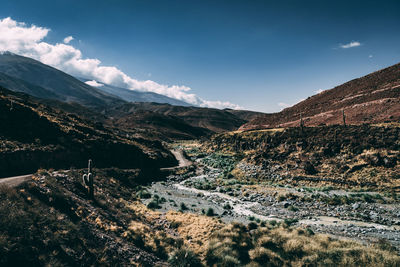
left=315, top=88, right=325, bottom=94
left=339, top=41, right=361, bottom=49
left=0, top=17, right=241, bottom=109
left=63, top=36, right=74, bottom=44
left=369, top=54, right=373, bottom=58
left=85, top=80, right=103, bottom=87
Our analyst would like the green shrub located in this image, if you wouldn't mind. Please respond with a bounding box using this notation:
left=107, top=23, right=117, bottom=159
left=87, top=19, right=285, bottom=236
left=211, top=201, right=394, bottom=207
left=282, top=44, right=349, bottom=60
left=283, top=218, right=298, bottom=227
left=180, top=202, right=188, bottom=211
left=147, top=200, right=160, bottom=209
left=137, top=190, right=151, bottom=199
left=287, top=205, right=299, bottom=212
left=206, top=208, right=215, bottom=217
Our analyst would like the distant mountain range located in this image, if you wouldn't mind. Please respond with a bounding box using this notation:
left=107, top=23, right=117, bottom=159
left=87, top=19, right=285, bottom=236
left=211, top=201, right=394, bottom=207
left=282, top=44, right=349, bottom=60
left=241, top=62, right=400, bottom=130
left=77, top=77, right=190, bottom=106
left=0, top=52, right=263, bottom=139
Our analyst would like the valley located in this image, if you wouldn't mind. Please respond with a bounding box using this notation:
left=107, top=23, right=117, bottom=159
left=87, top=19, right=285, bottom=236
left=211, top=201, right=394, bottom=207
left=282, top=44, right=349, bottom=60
left=141, top=139, right=400, bottom=252
left=0, top=52, right=400, bottom=266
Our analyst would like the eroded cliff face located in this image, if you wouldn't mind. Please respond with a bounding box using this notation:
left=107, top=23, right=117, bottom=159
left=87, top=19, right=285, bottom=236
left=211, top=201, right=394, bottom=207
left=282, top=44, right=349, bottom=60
left=207, top=125, right=400, bottom=190
left=0, top=87, right=177, bottom=177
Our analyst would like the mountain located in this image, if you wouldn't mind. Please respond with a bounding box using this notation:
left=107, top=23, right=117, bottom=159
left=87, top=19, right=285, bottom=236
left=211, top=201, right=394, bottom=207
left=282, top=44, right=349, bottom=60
left=0, top=52, right=123, bottom=108
left=240, top=62, right=400, bottom=130
left=78, top=77, right=191, bottom=106
left=106, top=102, right=254, bottom=135
left=0, top=52, right=264, bottom=139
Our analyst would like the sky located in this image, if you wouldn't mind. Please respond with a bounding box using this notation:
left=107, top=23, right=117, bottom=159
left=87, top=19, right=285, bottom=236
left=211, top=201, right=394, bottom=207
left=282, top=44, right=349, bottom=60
left=0, top=0, right=399, bottom=112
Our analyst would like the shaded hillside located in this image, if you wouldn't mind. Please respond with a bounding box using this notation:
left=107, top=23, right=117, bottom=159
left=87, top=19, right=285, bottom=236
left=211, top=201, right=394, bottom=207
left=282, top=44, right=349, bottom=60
left=111, top=109, right=212, bottom=140
left=0, top=71, right=59, bottom=99
left=107, top=102, right=256, bottom=134
left=224, top=108, right=265, bottom=122
left=78, top=77, right=191, bottom=106
left=0, top=52, right=123, bottom=109
left=0, top=87, right=176, bottom=177
left=241, top=63, right=400, bottom=130
left=0, top=169, right=170, bottom=266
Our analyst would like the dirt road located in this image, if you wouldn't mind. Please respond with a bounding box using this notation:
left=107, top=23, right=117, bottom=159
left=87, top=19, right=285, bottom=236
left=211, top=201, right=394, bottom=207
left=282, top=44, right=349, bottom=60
left=0, top=174, right=32, bottom=187
left=161, top=149, right=192, bottom=170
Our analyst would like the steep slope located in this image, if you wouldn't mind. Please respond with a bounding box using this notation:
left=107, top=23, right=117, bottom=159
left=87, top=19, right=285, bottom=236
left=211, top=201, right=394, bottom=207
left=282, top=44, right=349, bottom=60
left=241, top=62, right=400, bottom=130
left=0, top=71, right=58, bottom=99
left=0, top=52, right=124, bottom=108
left=78, top=77, right=191, bottom=106
left=0, top=87, right=176, bottom=177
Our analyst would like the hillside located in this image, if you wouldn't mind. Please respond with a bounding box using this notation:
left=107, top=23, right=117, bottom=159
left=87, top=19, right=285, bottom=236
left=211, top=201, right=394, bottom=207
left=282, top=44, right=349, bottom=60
left=207, top=124, right=400, bottom=190
left=111, top=109, right=212, bottom=140
left=0, top=87, right=176, bottom=177
left=0, top=52, right=124, bottom=109
left=223, top=108, right=265, bottom=122
left=107, top=102, right=252, bottom=135
left=241, top=62, right=400, bottom=130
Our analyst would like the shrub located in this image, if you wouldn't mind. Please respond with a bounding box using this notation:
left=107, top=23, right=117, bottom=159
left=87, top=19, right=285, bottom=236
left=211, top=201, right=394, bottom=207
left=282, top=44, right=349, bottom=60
left=206, top=208, right=215, bottom=217
left=303, top=161, right=317, bottom=175
left=180, top=202, right=188, bottom=211
left=168, top=248, right=203, bottom=267
left=147, top=200, right=160, bottom=210
left=137, top=190, right=151, bottom=199
left=283, top=218, right=298, bottom=227
left=287, top=205, right=299, bottom=212
left=223, top=203, right=232, bottom=210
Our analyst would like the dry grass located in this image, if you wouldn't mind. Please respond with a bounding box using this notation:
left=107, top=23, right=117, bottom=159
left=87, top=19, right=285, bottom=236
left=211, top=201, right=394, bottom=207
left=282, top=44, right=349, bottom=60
left=125, top=200, right=162, bottom=222
left=165, top=210, right=224, bottom=258
left=206, top=223, right=400, bottom=267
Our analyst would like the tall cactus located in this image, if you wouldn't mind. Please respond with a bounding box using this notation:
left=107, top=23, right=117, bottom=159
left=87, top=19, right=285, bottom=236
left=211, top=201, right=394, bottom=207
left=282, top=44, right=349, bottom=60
left=342, top=109, right=346, bottom=126
left=82, top=159, right=94, bottom=199
left=300, top=112, right=304, bottom=129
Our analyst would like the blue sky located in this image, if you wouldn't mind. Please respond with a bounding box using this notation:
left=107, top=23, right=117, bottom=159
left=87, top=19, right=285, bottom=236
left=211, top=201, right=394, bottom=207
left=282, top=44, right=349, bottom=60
left=1, top=0, right=400, bottom=112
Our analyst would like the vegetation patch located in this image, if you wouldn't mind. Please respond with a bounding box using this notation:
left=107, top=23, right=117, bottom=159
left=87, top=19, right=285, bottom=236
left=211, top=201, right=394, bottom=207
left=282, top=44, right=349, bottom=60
left=205, top=223, right=400, bottom=267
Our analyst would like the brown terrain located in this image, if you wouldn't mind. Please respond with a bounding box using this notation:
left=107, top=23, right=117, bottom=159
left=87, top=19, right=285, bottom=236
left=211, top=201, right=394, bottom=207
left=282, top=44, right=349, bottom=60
left=1, top=54, right=400, bottom=266
left=0, top=87, right=177, bottom=178
left=105, top=102, right=262, bottom=140
left=240, top=62, right=400, bottom=130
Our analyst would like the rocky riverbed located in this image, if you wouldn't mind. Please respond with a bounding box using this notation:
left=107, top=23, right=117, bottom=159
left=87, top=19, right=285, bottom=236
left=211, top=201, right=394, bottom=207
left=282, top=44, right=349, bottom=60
left=141, top=150, right=400, bottom=251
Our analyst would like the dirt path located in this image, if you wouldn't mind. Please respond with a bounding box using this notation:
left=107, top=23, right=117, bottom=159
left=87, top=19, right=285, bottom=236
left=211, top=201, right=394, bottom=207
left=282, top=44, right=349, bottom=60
left=0, top=174, right=32, bottom=187
left=161, top=149, right=192, bottom=170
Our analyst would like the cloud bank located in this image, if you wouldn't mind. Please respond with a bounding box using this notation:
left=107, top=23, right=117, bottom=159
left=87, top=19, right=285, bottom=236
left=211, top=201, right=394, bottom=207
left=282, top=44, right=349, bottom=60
left=0, top=17, right=241, bottom=109
left=340, top=41, right=361, bottom=49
